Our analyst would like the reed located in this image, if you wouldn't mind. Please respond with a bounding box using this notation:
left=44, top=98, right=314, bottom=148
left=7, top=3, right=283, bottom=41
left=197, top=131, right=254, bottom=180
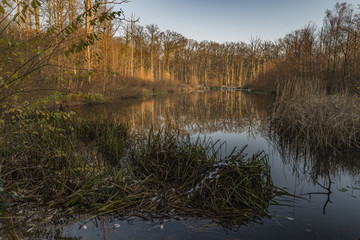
left=272, top=78, right=360, bottom=151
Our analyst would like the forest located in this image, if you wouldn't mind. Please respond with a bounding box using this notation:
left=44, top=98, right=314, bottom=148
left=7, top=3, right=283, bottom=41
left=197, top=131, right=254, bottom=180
left=1, top=1, right=360, bottom=238
left=1, top=1, right=360, bottom=103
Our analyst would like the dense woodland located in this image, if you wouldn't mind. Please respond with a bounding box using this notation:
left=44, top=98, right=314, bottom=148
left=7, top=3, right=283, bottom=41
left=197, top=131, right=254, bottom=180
left=1, top=1, right=360, bottom=103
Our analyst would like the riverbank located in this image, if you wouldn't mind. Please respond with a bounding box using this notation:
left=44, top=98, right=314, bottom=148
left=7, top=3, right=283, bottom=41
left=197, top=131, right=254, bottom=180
left=0, top=104, right=288, bottom=237
left=104, top=78, right=193, bottom=100
left=53, top=77, right=194, bottom=109
left=3, top=91, right=360, bottom=239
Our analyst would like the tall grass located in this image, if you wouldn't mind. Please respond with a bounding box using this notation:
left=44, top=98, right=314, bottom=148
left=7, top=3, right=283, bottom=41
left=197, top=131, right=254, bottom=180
left=272, top=78, right=360, bottom=151
left=0, top=109, right=287, bottom=229
left=127, top=131, right=280, bottom=225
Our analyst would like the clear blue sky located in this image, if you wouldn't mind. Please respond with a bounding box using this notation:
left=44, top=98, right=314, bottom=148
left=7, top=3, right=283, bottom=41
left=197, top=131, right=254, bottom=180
left=120, top=0, right=359, bottom=43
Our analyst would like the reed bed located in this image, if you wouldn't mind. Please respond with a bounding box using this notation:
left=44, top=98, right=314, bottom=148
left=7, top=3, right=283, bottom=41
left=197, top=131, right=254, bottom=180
left=0, top=109, right=286, bottom=230
left=272, top=78, right=360, bottom=151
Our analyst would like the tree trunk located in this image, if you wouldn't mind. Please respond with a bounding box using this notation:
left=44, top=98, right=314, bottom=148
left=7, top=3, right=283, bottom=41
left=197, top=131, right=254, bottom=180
left=17, top=0, right=22, bottom=40
left=35, top=2, right=40, bottom=32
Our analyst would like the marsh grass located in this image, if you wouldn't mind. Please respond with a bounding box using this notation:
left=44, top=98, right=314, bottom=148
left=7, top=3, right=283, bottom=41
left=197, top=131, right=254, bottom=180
left=0, top=109, right=287, bottom=230
left=272, top=78, right=360, bottom=151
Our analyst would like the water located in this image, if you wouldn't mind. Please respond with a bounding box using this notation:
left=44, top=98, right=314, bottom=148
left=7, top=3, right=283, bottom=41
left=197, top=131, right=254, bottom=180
left=9, top=91, right=360, bottom=239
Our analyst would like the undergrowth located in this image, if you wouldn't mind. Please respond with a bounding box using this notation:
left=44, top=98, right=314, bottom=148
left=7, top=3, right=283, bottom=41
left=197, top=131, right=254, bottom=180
left=0, top=104, right=288, bottom=231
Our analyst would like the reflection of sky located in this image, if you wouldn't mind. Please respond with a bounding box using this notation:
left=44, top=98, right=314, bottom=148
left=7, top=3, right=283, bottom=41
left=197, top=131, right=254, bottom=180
left=195, top=128, right=360, bottom=240
left=70, top=92, right=360, bottom=239
left=120, top=0, right=360, bottom=43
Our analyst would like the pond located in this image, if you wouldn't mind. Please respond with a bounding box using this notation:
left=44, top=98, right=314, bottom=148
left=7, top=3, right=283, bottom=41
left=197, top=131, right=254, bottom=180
left=7, top=91, right=360, bottom=239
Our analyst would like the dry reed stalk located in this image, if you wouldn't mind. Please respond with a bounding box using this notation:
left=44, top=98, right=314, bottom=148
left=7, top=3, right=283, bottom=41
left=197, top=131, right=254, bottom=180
left=272, top=78, right=360, bottom=151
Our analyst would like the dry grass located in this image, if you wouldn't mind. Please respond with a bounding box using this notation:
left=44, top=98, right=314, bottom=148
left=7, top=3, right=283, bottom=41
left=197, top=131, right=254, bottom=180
left=271, top=78, right=360, bottom=151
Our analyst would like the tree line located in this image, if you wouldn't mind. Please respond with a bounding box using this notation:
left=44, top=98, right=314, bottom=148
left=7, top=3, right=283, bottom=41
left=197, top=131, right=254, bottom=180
left=258, top=2, right=360, bottom=93
left=99, top=1, right=360, bottom=94
left=1, top=1, right=359, bottom=103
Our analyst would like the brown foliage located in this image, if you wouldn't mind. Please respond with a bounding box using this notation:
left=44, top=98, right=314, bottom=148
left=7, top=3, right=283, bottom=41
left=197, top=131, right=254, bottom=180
left=271, top=79, right=360, bottom=151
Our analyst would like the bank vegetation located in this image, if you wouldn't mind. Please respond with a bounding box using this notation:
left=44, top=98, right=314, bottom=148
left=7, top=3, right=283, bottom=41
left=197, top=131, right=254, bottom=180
left=0, top=106, right=287, bottom=232
left=0, top=0, right=293, bottom=233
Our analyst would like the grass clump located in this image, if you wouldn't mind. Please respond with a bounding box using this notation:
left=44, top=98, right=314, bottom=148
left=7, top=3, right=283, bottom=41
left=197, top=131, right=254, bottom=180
left=0, top=106, right=286, bottom=230
left=127, top=132, right=280, bottom=225
left=128, top=130, right=214, bottom=186
left=190, top=151, right=275, bottom=225
left=272, top=79, right=360, bottom=151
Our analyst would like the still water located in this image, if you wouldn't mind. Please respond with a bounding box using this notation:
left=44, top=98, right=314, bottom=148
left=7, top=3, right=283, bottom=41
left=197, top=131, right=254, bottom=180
left=16, top=91, right=360, bottom=239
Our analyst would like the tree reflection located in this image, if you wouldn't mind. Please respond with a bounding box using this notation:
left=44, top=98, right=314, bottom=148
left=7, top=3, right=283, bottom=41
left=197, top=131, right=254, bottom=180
left=72, top=91, right=273, bottom=136
left=268, top=129, right=360, bottom=214
left=71, top=91, right=360, bottom=217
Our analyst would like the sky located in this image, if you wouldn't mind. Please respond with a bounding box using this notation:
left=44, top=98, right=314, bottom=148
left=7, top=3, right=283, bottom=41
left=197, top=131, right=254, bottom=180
left=120, top=0, right=359, bottom=43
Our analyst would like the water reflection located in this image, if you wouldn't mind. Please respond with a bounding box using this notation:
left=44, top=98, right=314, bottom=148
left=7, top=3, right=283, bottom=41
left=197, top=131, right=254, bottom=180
left=7, top=91, right=360, bottom=239
left=268, top=129, right=360, bottom=179
left=0, top=211, right=270, bottom=240
left=268, top=129, right=360, bottom=216
left=0, top=210, right=83, bottom=240
left=72, top=91, right=272, bottom=136
left=74, top=91, right=360, bottom=180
